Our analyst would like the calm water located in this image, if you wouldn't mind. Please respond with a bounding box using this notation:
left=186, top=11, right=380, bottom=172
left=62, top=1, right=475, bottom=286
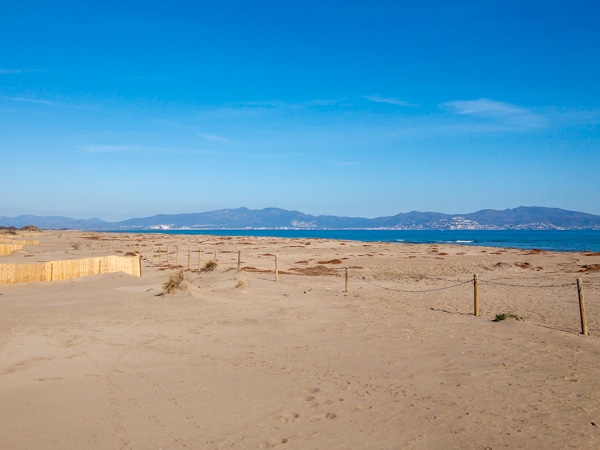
left=113, top=229, right=600, bottom=253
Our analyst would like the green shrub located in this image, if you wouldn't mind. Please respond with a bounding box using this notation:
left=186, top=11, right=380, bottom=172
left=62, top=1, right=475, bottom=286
left=493, top=313, right=524, bottom=322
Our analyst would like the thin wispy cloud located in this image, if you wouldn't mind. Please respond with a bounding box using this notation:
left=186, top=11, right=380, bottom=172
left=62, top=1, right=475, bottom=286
left=229, top=99, right=340, bottom=111
left=440, top=98, right=547, bottom=130
left=363, top=95, right=419, bottom=108
left=81, top=145, right=155, bottom=153
left=0, top=69, right=24, bottom=75
left=153, top=120, right=230, bottom=142
left=80, top=144, right=230, bottom=157
left=197, top=132, right=229, bottom=142
left=442, top=98, right=528, bottom=116
left=0, top=95, right=53, bottom=105
left=0, top=68, right=53, bottom=75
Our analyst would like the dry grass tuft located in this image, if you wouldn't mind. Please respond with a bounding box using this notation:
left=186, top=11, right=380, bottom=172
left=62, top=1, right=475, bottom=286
left=202, top=261, right=217, bottom=272
left=163, top=271, right=186, bottom=294
left=236, top=278, right=248, bottom=289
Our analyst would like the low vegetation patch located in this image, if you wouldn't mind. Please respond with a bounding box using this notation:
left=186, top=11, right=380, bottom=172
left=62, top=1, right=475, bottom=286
left=493, top=313, right=524, bottom=322
left=241, top=266, right=271, bottom=273
left=0, top=226, right=18, bottom=235
left=523, top=249, right=544, bottom=255
left=20, top=225, right=41, bottom=232
left=1, top=225, right=42, bottom=234
left=82, top=234, right=102, bottom=240
left=162, top=271, right=186, bottom=294
left=289, top=265, right=338, bottom=276
left=202, top=261, right=218, bottom=272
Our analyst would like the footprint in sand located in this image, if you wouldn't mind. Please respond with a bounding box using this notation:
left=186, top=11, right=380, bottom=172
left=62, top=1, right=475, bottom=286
left=259, top=437, right=289, bottom=448
left=310, top=411, right=337, bottom=422
left=278, top=412, right=300, bottom=423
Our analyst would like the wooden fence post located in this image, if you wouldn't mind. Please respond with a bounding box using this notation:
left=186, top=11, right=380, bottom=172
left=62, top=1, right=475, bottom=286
left=577, top=278, right=588, bottom=336
left=198, top=249, right=202, bottom=271
left=152, top=245, right=156, bottom=264
left=175, top=246, right=179, bottom=267
left=238, top=250, right=241, bottom=271
left=275, top=254, right=279, bottom=282
left=473, top=274, right=479, bottom=317
left=188, top=247, right=191, bottom=269
left=213, top=250, right=217, bottom=263
left=166, top=246, right=170, bottom=265
left=345, top=267, right=349, bottom=292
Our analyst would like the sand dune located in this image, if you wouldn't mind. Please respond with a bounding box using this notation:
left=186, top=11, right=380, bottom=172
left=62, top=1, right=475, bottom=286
left=1, top=231, right=599, bottom=449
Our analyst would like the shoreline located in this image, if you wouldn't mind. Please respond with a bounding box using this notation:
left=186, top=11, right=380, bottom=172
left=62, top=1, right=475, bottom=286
left=94, top=228, right=600, bottom=253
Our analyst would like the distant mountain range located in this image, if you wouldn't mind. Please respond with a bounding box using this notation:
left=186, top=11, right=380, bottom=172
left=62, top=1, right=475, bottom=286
left=2, top=206, right=600, bottom=230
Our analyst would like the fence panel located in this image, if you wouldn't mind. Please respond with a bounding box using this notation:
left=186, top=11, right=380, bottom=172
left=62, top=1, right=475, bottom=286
left=0, top=255, right=141, bottom=285
left=0, top=244, right=24, bottom=256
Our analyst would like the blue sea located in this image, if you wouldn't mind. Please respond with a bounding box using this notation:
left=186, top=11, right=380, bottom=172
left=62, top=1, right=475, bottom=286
left=115, top=229, right=600, bottom=253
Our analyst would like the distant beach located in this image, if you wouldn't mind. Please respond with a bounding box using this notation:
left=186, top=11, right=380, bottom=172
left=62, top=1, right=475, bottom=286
left=112, top=229, right=600, bottom=252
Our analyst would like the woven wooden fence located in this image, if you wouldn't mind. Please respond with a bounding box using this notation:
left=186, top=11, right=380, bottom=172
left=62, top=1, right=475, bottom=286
left=0, top=239, right=39, bottom=256
left=0, top=255, right=141, bottom=285
left=0, top=238, right=39, bottom=245
left=0, top=244, right=24, bottom=256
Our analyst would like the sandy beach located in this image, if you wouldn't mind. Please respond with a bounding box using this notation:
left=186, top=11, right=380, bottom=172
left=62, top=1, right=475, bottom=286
left=1, top=230, right=600, bottom=449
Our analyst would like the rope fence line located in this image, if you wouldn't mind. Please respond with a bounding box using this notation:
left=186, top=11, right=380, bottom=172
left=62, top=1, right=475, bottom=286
left=95, top=241, right=598, bottom=336
left=478, top=279, right=576, bottom=289
left=139, top=245, right=599, bottom=289
left=359, top=277, right=473, bottom=293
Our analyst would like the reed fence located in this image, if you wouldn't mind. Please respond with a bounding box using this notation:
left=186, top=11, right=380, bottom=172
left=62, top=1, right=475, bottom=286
left=0, top=244, right=24, bottom=256
left=0, top=238, right=39, bottom=245
left=0, top=238, right=39, bottom=256
left=0, top=255, right=141, bottom=285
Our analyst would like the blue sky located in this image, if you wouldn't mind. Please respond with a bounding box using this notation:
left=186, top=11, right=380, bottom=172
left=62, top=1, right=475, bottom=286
left=1, top=1, right=599, bottom=221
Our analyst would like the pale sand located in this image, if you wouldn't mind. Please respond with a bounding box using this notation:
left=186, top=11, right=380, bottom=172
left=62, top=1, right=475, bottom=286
left=1, top=231, right=600, bottom=449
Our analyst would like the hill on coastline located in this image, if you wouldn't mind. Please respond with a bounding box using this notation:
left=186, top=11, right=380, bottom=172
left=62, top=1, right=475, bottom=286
left=1, top=206, right=600, bottom=230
